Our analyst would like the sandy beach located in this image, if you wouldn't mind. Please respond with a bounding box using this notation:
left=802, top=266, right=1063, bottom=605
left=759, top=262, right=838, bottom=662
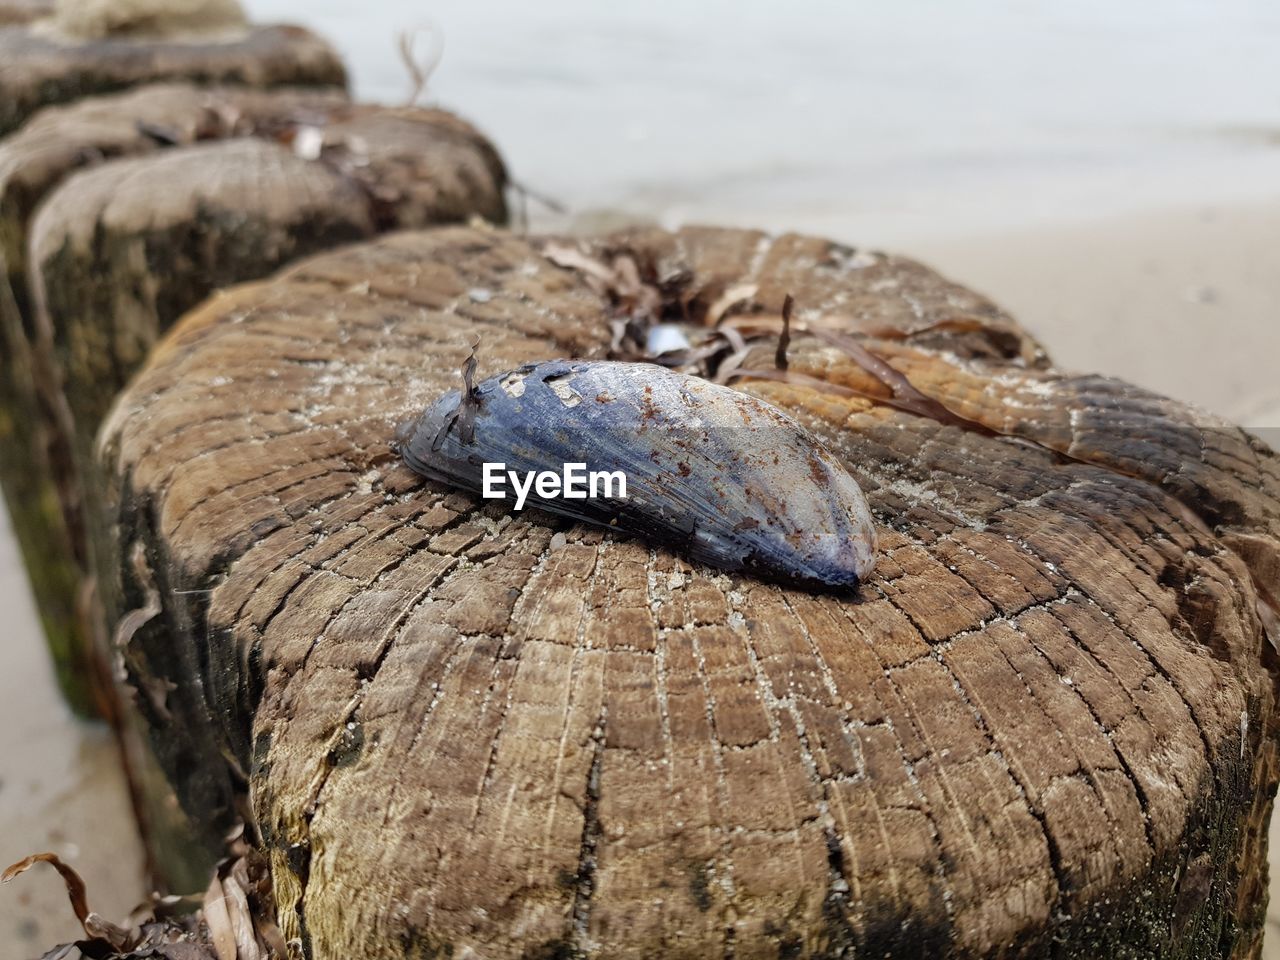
left=2, top=1, right=1278, bottom=955
left=918, top=199, right=1280, bottom=431
left=0, top=507, right=144, bottom=955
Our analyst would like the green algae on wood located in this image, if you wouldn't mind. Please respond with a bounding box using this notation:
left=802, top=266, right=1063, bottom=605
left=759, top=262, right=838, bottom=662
left=0, top=85, right=506, bottom=716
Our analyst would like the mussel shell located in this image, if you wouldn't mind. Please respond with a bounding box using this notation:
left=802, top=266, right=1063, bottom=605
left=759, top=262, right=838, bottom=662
left=397, top=360, right=877, bottom=589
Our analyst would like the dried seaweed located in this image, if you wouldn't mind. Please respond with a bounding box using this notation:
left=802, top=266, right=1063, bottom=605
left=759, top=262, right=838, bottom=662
left=533, top=242, right=1056, bottom=449
left=5, top=827, right=285, bottom=960
left=429, top=341, right=482, bottom=452
left=725, top=366, right=866, bottom=399
left=774, top=293, right=793, bottom=372
left=396, top=23, right=443, bottom=107
left=542, top=242, right=661, bottom=321
left=4, top=854, right=108, bottom=940
left=457, top=345, right=479, bottom=446
left=3, top=852, right=139, bottom=952
left=703, top=282, right=757, bottom=327
left=805, top=327, right=994, bottom=434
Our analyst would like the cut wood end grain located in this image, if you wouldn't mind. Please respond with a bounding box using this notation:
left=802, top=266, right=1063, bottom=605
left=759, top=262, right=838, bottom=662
left=99, top=225, right=1280, bottom=959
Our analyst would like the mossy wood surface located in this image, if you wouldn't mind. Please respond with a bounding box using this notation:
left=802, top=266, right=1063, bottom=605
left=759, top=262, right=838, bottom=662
left=0, top=81, right=507, bottom=715
left=100, top=226, right=1280, bottom=959
left=0, top=83, right=348, bottom=711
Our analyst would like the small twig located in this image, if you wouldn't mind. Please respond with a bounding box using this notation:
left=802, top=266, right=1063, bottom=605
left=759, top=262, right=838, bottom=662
left=458, top=340, right=480, bottom=445
left=397, top=22, right=444, bottom=106
left=775, top=293, right=794, bottom=371
left=2, top=853, right=136, bottom=949
left=134, top=120, right=182, bottom=146
left=2, top=854, right=91, bottom=926
left=806, top=327, right=992, bottom=434
left=508, top=177, right=568, bottom=216
left=729, top=367, right=867, bottom=401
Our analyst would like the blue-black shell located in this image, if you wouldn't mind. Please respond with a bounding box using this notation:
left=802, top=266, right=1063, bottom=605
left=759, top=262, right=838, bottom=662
left=396, top=360, right=877, bottom=589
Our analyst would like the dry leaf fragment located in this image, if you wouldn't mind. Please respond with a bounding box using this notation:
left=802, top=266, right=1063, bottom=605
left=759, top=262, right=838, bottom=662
left=202, top=875, right=238, bottom=960
left=3, top=853, right=90, bottom=925
left=806, top=327, right=993, bottom=434
left=222, top=874, right=261, bottom=960
left=704, top=282, right=757, bottom=326
left=541, top=242, right=617, bottom=290
left=3, top=852, right=136, bottom=949
left=539, top=243, right=661, bottom=318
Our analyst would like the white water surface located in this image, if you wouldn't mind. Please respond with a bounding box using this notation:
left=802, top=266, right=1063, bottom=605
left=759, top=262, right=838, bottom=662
left=246, top=0, right=1280, bottom=242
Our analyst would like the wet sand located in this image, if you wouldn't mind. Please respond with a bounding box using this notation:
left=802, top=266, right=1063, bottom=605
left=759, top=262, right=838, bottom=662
left=0, top=506, right=143, bottom=958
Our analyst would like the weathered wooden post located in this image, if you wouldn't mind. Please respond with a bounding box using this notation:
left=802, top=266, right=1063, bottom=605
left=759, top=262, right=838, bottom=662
left=0, top=79, right=507, bottom=715
left=0, top=0, right=345, bottom=137
left=96, top=225, right=1280, bottom=957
